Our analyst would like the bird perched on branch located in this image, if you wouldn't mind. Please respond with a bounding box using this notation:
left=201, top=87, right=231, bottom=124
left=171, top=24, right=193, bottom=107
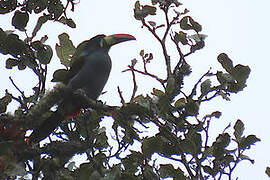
left=28, top=34, right=136, bottom=143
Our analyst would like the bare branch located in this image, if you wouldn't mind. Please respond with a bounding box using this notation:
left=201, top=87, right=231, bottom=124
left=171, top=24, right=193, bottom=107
left=117, top=86, right=125, bottom=105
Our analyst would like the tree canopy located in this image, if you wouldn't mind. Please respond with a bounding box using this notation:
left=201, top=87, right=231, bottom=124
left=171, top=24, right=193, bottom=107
left=0, top=0, right=260, bottom=179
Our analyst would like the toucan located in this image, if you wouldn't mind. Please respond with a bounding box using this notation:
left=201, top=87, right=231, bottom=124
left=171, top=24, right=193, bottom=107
left=28, top=34, right=136, bottom=143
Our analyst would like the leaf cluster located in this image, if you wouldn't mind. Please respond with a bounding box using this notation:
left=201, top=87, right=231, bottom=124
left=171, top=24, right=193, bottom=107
left=0, top=0, right=260, bottom=179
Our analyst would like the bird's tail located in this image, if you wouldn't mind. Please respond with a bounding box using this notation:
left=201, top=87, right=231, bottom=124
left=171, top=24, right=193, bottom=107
left=27, top=90, right=87, bottom=144
left=28, top=109, right=65, bottom=144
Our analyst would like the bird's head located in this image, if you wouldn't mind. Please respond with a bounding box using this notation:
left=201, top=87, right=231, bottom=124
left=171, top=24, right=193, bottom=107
left=86, top=34, right=136, bottom=51
left=101, top=34, right=136, bottom=48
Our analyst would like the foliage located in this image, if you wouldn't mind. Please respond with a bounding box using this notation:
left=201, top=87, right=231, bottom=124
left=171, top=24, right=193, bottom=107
left=0, top=0, right=259, bottom=179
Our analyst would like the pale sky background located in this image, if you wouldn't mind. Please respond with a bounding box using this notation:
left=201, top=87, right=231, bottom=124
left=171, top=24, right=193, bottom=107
left=0, top=0, right=269, bottom=179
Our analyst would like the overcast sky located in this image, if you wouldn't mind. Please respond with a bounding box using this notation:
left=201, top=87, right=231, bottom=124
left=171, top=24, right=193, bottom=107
left=0, top=0, right=269, bottom=179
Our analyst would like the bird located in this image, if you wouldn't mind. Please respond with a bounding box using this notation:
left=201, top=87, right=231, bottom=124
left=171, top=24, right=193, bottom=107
left=28, top=34, right=136, bottom=143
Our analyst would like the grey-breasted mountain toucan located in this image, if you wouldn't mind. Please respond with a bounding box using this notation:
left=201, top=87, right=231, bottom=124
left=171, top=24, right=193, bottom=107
left=28, top=34, right=136, bottom=143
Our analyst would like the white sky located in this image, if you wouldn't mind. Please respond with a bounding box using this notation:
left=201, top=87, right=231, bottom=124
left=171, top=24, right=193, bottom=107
left=0, top=0, right=269, bottom=179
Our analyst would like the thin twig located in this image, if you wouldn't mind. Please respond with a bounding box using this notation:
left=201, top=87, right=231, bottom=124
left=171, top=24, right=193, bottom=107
left=9, top=76, right=25, bottom=98
left=189, top=68, right=212, bottom=98
left=117, top=86, right=125, bottom=105
left=141, top=19, right=172, bottom=78
left=129, top=67, right=138, bottom=101
left=123, top=66, right=166, bottom=88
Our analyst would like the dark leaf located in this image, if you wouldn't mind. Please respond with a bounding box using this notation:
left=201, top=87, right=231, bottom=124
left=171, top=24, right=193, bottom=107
left=185, top=99, right=199, bottom=116
left=66, top=18, right=76, bottom=28
left=190, top=40, right=205, bottom=53
left=180, top=16, right=202, bottom=32
left=5, top=58, right=19, bottom=69
left=180, top=16, right=192, bottom=30
left=231, top=64, right=251, bottom=83
left=24, top=0, right=48, bottom=13
left=179, top=138, right=196, bottom=154
left=216, top=71, right=234, bottom=85
left=159, top=164, right=185, bottom=179
left=143, top=5, right=156, bottom=15
left=32, top=15, right=50, bottom=38
left=142, top=136, right=163, bottom=158
left=18, top=61, right=26, bottom=70
left=200, top=79, right=211, bottom=95
left=47, top=0, right=64, bottom=19
left=174, top=31, right=188, bottom=45
left=212, top=133, right=230, bottom=159
left=211, top=111, right=222, bottom=118
left=0, top=93, right=12, bottom=113
left=233, top=119, right=244, bottom=140
left=239, top=135, right=260, bottom=150
left=36, top=44, right=53, bottom=64
left=174, top=98, right=185, bottom=109
left=239, top=154, right=255, bottom=164
left=2, top=33, right=27, bottom=57
left=217, top=53, right=234, bottom=74
left=265, top=167, right=270, bottom=177
left=0, top=0, right=17, bottom=14
left=12, top=11, right=29, bottom=31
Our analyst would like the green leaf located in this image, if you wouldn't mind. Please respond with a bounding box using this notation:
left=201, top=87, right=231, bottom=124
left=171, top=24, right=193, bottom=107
left=5, top=58, right=19, bottom=69
left=94, top=127, right=109, bottom=150
left=123, top=151, right=143, bottom=174
left=223, top=154, right=234, bottom=166
left=0, top=0, right=17, bottom=14
left=2, top=33, right=27, bottom=57
left=211, top=111, right=222, bottom=118
left=139, top=49, right=144, bottom=56
left=239, top=154, right=255, bottom=164
left=233, top=119, right=244, bottom=140
left=190, top=40, right=205, bottom=53
left=142, top=136, right=163, bottom=158
left=25, top=0, right=47, bottom=13
left=189, top=16, right=202, bottom=32
left=12, top=11, right=29, bottom=31
left=152, top=88, right=164, bottom=96
left=32, top=15, right=50, bottom=38
left=239, top=135, right=260, bottom=150
left=174, top=98, right=185, bottom=109
left=174, top=31, right=188, bottom=45
left=231, top=64, right=251, bottom=83
left=185, top=99, right=199, bottom=116
left=200, top=79, right=211, bottom=95
left=212, top=133, right=230, bottom=159
left=55, top=33, right=76, bottom=67
left=265, top=167, right=270, bottom=177
left=188, top=34, right=207, bottom=43
left=51, top=69, right=69, bottom=83
left=216, top=71, right=235, bottom=85
left=134, top=2, right=156, bottom=20
left=180, top=16, right=202, bottom=32
left=143, top=5, right=156, bottom=15
left=148, top=21, right=156, bottom=28
left=159, top=164, right=185, bottom=179
left=47, top=0, right=64, bottom=19
left=217, top=53, right=234, bottom=73
left=37, top=44, right=53, bottom=64
left=0, top=93, right=12, bottom=113
left=179, top=138, right=196, bottom=154
left=66, top=18, right=76, bottom=28
left=186, top=131, right=202, bottom=154
left=180, top=16, right=192, bottom=30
